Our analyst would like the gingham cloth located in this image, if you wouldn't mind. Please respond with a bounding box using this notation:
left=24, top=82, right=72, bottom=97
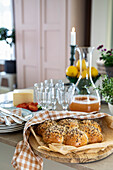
left=11, top=110, right=109, bottom=170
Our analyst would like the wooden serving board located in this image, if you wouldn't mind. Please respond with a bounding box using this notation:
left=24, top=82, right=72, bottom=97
left=29, top=134, right=113, bottom=163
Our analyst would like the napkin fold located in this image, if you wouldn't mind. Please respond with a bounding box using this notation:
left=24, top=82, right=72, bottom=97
left=12, top=140, right=43, bottom=170
left=11, top=110, right=108, bottom=170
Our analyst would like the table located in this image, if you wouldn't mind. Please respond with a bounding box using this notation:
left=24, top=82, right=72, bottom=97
left=0, top=92, right=113, bottom=170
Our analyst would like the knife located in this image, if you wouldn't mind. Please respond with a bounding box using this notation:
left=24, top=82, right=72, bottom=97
left=0, top=107, right=27, bottom=122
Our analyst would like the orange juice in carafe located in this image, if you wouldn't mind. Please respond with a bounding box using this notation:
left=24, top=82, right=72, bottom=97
left=71, top=47, right=101, bottom=113
left=69, top=95, right=100, bottom=112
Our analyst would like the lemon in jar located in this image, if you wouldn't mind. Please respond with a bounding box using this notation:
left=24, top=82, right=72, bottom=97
left=77, top=70, right=88, bottom=79
left=91, top=67, right=98, bottom=77
left=76, top=59, right=86, bottom=71
left=87, top=67, right=98, bottom=77
left=66, top=66, right=78, bottom=77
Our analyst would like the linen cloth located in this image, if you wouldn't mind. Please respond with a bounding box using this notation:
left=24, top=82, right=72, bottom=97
left=11, top=110, right=108, bottom=170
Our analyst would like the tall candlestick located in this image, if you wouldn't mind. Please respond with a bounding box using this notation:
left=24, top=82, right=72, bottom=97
left=71, top=27, right=76, bottom=46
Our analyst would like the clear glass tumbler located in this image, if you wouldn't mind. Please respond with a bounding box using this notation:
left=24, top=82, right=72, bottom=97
left=58, top=83, right=75, bottom=111
left=34, top=82, right=44, bottom=102
left=36, top=90, right=50, bottom=110
left=49, top=87, right=57, bottom=110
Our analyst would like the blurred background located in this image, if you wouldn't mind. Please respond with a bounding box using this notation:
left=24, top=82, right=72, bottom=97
left=0, top=0, right=112, bottom=92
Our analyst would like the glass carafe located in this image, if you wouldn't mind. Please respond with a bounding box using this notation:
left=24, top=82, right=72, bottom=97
left=69, top=47, right=100, bottom=113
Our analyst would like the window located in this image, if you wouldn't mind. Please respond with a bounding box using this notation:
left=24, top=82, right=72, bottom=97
left=0, top=0, right=14, bottom=61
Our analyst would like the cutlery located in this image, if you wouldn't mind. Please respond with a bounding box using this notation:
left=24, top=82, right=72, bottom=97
left=1, top=115, right=11, bottom=126
left=0, top=107, right=27, bottom=122
left=1, top=112, right=23, bottom=124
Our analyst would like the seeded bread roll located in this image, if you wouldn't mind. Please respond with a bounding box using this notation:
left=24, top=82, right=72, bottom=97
left=80, top=120, right=102, bottom=132
left=79, top=124, right=103, bottom=144
left=36, top=120, right=57, bottom=136
left=58, top=118, right=79, bottom=129
left=63, top=128, right=88, bottom=147
left=42, top=125, right=65, bottom=144
left=35, top=118, right=103, bottom=147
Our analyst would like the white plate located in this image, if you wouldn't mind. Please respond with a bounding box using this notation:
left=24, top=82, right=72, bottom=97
left=0, top=100, right=13, bottom=108
left=0, top=125, right=24, bottom=133
left=0, top=107, right=32, bottom=133
left=0, top=122, right=25, bottom=130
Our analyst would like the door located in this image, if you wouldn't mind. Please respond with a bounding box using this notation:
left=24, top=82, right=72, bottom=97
left=41, top=0, right=67, bottom=81
left=14, top=0, right=67, bottom=88
left=14, top=0, right=41, bottom=88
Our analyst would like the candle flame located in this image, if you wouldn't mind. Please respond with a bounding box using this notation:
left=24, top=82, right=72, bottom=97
left=72, top=27, right=75, bottom=32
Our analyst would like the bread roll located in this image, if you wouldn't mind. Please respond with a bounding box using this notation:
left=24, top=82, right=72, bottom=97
left=63, top=128, right=88, bottom=147
left=42, top=125, right=65, bottom=144
left=36, top=119, right=57, bottom=136
left=35, top=118, right=103, bottom=147
left=79, top=124, right=103, bottom=144
left=58, top=118, right=79, bottom=129
left=80, top=120, right=102, bottom=132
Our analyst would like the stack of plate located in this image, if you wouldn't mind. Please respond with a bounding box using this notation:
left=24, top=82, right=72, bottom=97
left=0, top=122, right=25, bottom=133
left=0, top=106, right=33, bottom=133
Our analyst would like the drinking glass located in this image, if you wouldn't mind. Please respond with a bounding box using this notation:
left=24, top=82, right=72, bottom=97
left=36, top=90, right=50, bottom=110
left=44, top=79, right=54, bottom=89
left=34, top=82, right=44, bottom=102
left=49, top=87, right=57, bottom=110
left=55, top=80, right=64, bottom=100
left=58, top=83, right=75, bottom=110
left=44, top=80, right=50, bottom=90
left=59, top=90, right=69, bottom=110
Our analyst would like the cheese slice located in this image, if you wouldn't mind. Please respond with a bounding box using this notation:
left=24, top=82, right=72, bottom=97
left=13, top=89, right=34, bottom=106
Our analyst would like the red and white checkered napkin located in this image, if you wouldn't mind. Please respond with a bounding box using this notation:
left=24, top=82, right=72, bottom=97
left=11, top=110, right=109, bottom=170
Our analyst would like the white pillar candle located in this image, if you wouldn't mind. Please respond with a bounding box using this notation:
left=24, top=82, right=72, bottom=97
left=71, top=27, right=76, bottom=46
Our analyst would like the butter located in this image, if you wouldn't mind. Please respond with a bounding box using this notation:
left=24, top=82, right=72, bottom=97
left=13, top=89, right=34, bottom=106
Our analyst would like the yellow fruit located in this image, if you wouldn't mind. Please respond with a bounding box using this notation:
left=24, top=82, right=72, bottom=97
left=81, top=70, right=87, bottom=78
left=91, top=67, right=98, bottom=77
left=77, top=71, right=80, bottom=78
left=76, top=59, right=86, bottom=71
left=87, top=67, right=98, bottom=77
left=86, top=67, right=90, bottom=77
left=77, top=70, right=88, bottom=79
left=66, top=66, right=78, bottom=77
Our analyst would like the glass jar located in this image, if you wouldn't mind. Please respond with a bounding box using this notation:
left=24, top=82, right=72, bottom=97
left=69, top=47, right=100, bottom=113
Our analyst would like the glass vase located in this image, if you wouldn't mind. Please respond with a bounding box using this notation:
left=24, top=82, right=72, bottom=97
left=69, top=47, right=100, bottom=113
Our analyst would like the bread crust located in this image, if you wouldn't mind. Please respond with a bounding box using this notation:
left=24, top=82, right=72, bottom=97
left=58, top=118, right=79, bottom=129
left=42, top=125, right=65, bottom=144
left=35, top=120, right=57, bottom=136
left=80, top=120, right=102, bottom=132
left=79, top=124, right=103, bottom=144
left=63, top=128, right=88, bottom=147
left=35, top=118, right=103, bottom=147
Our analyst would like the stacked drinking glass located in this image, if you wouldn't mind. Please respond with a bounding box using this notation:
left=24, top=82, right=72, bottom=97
left=34, top=79, right=75, bottom=111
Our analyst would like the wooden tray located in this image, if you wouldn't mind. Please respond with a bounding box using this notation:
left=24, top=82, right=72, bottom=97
left=29, top=116, right=113, bottom=163
left=29, top=134, right=113, bottom=163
